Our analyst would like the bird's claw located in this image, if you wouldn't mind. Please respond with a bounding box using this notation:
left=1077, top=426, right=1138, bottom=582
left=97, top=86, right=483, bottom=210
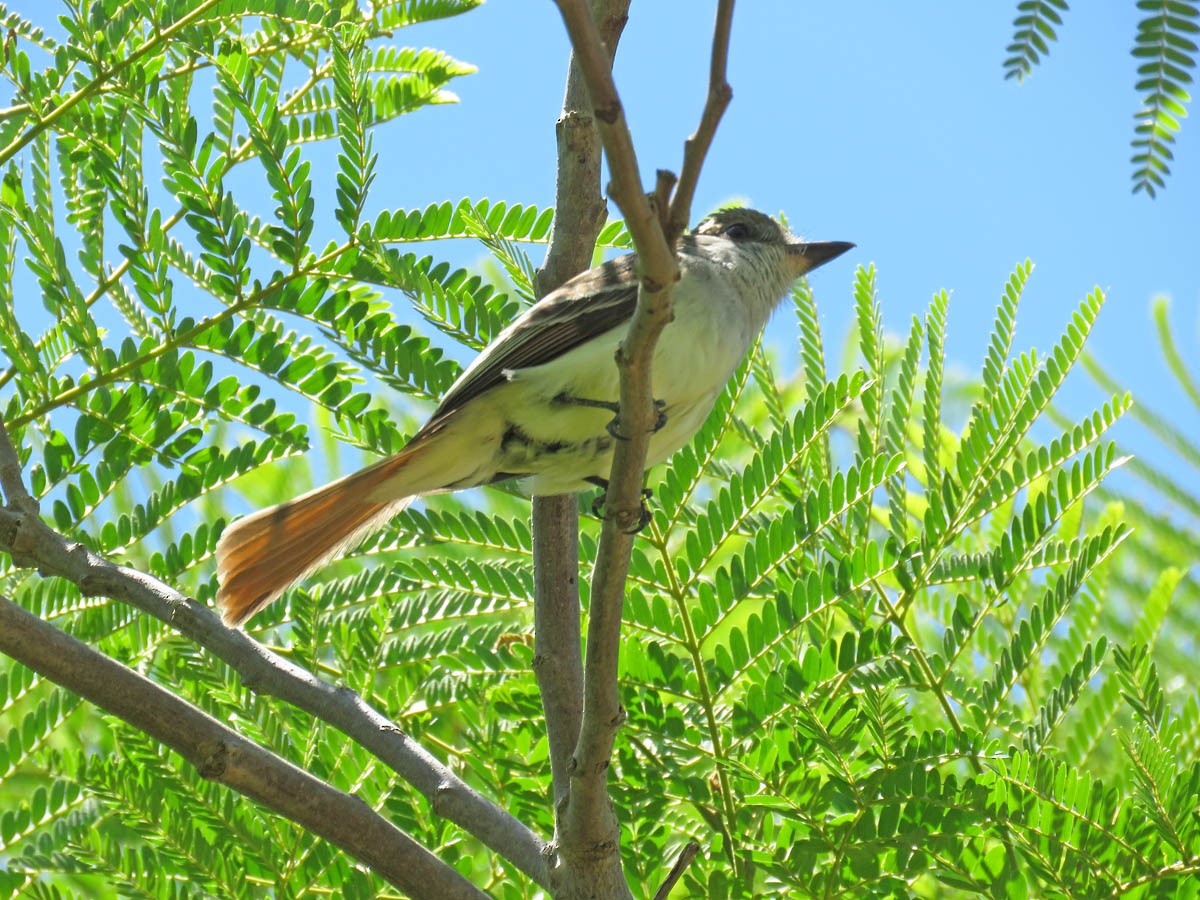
left=605, top=399, right=668, bottom=441
left=588, top=482, right=654, bottom=533
left=631, top=489, right=654, bottom=533
left=652, top=399, right=667, bottom=433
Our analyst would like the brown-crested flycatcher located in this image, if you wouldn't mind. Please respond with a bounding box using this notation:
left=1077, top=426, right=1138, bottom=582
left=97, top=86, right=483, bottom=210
left=216, top=207, right=852, bottom=625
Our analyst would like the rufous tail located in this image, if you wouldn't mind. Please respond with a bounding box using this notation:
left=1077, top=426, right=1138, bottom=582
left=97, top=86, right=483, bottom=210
left=216, top=450, right=418, bottom=626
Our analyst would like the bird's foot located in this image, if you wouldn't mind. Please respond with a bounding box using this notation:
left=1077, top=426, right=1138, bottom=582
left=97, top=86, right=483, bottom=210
left=586, top=478, right=654, bottom=533
left=604, top=399, right=669, bottom=441
left=555, top=393, right=667, bottom=441
left=652, top=398, right=667, bottom=433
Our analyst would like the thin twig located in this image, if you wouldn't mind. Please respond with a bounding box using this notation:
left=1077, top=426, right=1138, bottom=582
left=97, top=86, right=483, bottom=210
left=0, top=594, right=489, bottom=900
left=653, top=168, right=677, bottom=232
left=652, top=841, right=701, bottom=900
left=0, top=423, right=550, bottom=888
left=666, top=0, right=736, bottom=242
left=0, top=0, right=223, bottom=167
left=552, top=0, right=674, bottom=272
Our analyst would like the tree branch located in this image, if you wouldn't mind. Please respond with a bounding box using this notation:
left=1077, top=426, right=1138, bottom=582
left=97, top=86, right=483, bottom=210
left=551, top=0, right=738, bottom=880
left=533, top=0, right=630, bottom=817
left=551, top=2, right=680, bottom=872
left=0, top=421, right=35, bottom=515
left=532, top=494, right=583, bottom=810
left=666, top=0, right=736, bottom=241
left=553, top=2, right=675, bottom=271
left=653, top=841, right=701, bottom=900
left=546, top=2, right=739, bottom=889
left=0, top=593, right=489, bottom=900
left=0, top=421, right=550, bottom=889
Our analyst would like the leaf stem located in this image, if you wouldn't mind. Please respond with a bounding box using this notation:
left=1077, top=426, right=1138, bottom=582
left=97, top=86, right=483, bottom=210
left=0, top=0, right=223, bottom=167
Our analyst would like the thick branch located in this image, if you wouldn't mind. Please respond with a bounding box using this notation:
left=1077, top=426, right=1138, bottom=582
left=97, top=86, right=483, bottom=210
left=552, top=1, right=675, bottom=272
left=551, top=0, right=680, bottom=869
left=0, top=427, right=549, bottom=888
left=553, top=0, right=737, bottom=872
left=536, top=0, right=631, bottom=292
left=533, top=0, right=631, bottom=817
left=532, top=494, right=583, bottom=810
left=0, top=594, right=488, bottom=900
left=546, top=0, right=742, bottom=880
left=0, top=422, right=35, bottom=515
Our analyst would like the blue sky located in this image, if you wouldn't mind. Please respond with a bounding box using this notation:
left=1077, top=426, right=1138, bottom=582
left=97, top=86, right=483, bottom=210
left=395, top=2, right=1199, bottom=478
left=403, top=2, right=1199, bottom=477
left=9, top=2, right=1200, bottom=481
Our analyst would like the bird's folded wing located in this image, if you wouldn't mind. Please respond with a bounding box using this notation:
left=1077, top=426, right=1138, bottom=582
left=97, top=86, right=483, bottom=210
left=428, top=254, right=641, bottom=421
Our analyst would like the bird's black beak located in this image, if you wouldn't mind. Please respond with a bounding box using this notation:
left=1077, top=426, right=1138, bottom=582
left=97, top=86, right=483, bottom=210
left=787, top=240, right=855, bottom=276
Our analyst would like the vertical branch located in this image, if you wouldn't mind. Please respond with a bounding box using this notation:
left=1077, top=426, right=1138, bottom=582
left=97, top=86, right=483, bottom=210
left=551, top=1, right=739, bottom=884
left=533, top=1, right=630, bottom=812
left=551, top=1, right=678, bottom=879
left=532, top=494, right=583, bottom=808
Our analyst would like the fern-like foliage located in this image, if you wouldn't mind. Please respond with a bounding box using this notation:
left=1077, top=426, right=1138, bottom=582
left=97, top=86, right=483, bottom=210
left=1003, top=0, right=1070, bottom=81
left=1072, top=296, right=1200, bottom=732
left=613, top=259, right=1194, bottom=897
left=1003, top=0, right=1198, bottom=194
left=1132, top=0, right=1198, bottom=195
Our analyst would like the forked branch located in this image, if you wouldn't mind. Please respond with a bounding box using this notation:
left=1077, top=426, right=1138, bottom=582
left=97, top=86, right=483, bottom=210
left=550, top=0, right=738, bottom=874
left=0, top=420, right=551, bottom=888
left=0, top=594, right=488, bottom=900
left=533, top=0, right=631, bottom=811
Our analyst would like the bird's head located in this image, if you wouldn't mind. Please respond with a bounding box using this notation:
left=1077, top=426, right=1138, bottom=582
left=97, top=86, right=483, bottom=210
left=693, top=207, right=854, bottom=279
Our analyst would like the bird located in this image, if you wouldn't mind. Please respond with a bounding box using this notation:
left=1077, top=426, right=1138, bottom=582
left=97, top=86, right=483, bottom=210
left=215, top=207, right=853, bottom=626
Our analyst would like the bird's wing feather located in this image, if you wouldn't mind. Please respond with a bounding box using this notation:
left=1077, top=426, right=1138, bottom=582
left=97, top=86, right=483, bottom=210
left=428, top=254, right=640, bottom=421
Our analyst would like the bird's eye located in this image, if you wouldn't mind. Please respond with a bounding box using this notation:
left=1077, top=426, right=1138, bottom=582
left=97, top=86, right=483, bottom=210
left=723, top=222, right=751, bottom=240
